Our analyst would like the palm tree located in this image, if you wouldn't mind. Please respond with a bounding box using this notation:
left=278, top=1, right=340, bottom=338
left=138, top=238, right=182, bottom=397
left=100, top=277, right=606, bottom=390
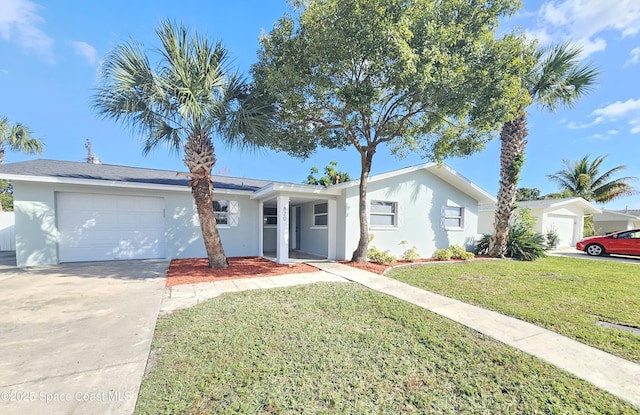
left=93, top=20, right=270, bottom=268
left=0, top=117, right=43, bottom=164
left=547, top=154, right=637, bottom=203
left=489, top=43, right=599, bottom=257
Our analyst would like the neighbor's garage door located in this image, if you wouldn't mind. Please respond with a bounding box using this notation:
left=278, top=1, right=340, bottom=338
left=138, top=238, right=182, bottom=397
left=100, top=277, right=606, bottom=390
left=57, top=193, right=165, bottom=262
left=547, top=214, right=575, bottom=247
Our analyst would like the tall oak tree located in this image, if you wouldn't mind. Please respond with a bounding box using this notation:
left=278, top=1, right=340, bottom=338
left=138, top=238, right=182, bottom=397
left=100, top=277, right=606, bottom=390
left=253, top=0, right=530, bottom=262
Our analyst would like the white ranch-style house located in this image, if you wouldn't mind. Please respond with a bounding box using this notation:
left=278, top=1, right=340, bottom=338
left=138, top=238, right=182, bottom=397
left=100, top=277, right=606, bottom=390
left=0, top=159, right=495, bottom=267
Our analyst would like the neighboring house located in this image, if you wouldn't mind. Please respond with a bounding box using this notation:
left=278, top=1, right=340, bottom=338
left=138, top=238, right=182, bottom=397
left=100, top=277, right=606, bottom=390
left=478, top=198, right=602, bottom=248
left=593, top=209, right=640, bottom=234
left=0, top=159, right=495, bottom=267
left=0, top=211, right=15, bottom=251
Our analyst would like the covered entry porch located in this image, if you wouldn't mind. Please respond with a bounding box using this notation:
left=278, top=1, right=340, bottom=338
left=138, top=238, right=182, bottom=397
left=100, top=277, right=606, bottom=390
left=252, top=183, right=341, bottom=264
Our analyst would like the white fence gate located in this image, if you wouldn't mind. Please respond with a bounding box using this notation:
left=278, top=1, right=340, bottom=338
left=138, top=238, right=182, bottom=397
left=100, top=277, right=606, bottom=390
left=0, top=212, right=15, bottom=251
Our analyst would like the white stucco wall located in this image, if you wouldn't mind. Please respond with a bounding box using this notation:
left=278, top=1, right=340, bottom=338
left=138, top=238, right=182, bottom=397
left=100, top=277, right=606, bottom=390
left=340, top=169, right=480, bottom=259
left=12, top=181, right=260, bottom=267
left=298, top=201, right=328, bottom=257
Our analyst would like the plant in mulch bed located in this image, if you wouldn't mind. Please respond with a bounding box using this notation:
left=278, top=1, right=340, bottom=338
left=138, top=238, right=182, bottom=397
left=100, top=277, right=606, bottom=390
left=400, top=240, right=420, bottom=262
left=366, top=246, right=397, bottom=265
left=433, top=245, right=475, bottom=261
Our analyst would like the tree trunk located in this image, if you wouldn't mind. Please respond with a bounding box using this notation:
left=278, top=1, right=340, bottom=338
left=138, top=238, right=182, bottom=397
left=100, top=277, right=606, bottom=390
left=191, top=176, right=229, bottom=268
left=351, top=149, right=374, bottom=263
left=489, top=113, right=528, bottom=257
left=184, top=135, right=228, bottom=269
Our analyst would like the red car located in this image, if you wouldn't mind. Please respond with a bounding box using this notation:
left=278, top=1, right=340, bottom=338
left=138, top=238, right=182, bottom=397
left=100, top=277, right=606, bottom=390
left=576, top=228, right=640, bottom=256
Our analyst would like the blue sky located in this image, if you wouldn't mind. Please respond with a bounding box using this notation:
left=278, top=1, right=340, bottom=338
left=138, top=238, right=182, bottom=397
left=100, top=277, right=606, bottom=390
left=1, top=0, right=639, bottom=210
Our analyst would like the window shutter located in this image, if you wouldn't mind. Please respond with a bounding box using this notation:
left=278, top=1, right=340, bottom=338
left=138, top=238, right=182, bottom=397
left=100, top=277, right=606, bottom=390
left=440, top=205, right=446, bottom=229
left=397, top=203, right=404, bottom=227
left=229, top=200, right=239, bottom=227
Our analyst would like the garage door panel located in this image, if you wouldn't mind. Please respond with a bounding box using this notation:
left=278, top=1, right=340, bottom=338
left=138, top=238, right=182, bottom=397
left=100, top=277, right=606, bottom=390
left=57, top=193, right=165, bottom=262
left=547, top=215, right=575, bottom=247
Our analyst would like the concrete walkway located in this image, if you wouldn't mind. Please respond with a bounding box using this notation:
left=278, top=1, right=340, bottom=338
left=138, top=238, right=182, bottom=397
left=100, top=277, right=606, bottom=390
left=312, top=262, right=640, bottom=408
left=161, top=271, right=348, bottom=314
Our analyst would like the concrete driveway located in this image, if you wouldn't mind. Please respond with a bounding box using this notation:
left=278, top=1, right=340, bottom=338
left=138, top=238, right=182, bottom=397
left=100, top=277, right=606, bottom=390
left=549, top=248, right=640, bottom=264
left=0, top=259, right=168, bottom=415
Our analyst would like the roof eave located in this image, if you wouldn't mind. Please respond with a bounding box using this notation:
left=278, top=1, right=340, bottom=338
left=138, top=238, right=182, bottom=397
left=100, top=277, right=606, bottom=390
left=1, top=174, right=255, bottom=195
left=251, top=182, right=342, bottom=201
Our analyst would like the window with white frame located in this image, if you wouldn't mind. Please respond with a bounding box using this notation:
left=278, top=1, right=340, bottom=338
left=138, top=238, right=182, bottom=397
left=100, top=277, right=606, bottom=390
left=213, top=200, right=229, bottom=225
left=443, top=205, right=464, bottom=229
left=264, top=206, right=277, bottom=226
left=314, top=202, right=328, bottom=226
left=370, top=200, right=397, bottom=227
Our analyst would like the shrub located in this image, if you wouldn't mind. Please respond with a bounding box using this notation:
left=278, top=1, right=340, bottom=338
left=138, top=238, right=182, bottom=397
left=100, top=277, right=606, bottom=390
left=545, top=229, right=560, bottom=249
left=399, top=240, right=420, bottom=262
left=367, top=246, right=397, bottom=265
left=435, top=245, right=474, bottom=261
left=402, top=247, right=421, bottom=261
left=476, top=228, right=546, bottom=261
left=475, top=234, right=491, bottom=255
left=433, top=248, right=453, bottom=261
left=449, top=245, right=475, bottom=260
left=476, top=206, right=546, bottom=261
left=507, top=226, right=546, bottom=261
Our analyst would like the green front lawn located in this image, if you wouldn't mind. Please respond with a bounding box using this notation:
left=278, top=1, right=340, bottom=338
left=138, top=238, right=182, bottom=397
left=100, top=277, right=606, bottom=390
left=388, top=256, right=640, bottom=363
left=136, top=283, right=638, bottom=414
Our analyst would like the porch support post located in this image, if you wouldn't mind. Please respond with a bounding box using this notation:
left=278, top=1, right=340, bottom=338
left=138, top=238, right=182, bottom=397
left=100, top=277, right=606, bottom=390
left=258, top=201, right=264, bottom=256
left=327, top=199, right=337, bottom=260
left=276, top=195, right=290, bottom=264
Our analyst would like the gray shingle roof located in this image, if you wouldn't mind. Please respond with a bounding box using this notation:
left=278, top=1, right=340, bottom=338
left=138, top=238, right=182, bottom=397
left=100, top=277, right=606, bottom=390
left=0, top=159, right=272, bottom=192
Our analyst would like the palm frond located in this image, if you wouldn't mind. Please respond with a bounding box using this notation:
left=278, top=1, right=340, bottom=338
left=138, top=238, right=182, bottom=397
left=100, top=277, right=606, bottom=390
left=0, top=117, right=44, bottom=156
left=547, top=154, right=638, bottom=203
left=530, top=42, right=600, bottom=112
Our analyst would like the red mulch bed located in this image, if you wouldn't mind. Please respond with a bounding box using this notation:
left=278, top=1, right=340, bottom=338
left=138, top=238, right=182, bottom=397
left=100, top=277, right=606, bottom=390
left=166, top=257, right=318, bottom=287
left=342, top=257, right=491, bottom=275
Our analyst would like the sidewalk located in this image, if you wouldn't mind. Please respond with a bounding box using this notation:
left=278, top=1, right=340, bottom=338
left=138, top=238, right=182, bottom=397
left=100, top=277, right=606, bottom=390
left=312, top=262, right=640, bottom=409
left=160, top=271, right=348, bottom=314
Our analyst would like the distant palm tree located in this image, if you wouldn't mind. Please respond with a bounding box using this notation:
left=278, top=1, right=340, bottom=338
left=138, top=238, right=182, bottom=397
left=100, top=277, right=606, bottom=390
left=93, top=20, right=270, bottom=268
left=547, top=154, right=637, bottom=203
left=0, top=117, right=43, bottom=164
left=489, top=43, right=599, bottom=257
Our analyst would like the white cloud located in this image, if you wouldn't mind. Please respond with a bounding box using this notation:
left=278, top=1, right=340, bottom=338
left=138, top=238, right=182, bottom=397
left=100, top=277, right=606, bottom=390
left=592, top=99, right=640, bottom=118
left=624, top=46, right=640, bottom=67
left=68, top=40, right=98, bottom=65
left=589, top=99, right=640, bottom=134
left=589, top=133, right=614, bottom=141
left=0, top=0, right=54, bottom=63
left=531, top=0, right=640, bottom=55
left=566, top=117, right=604, bottom=129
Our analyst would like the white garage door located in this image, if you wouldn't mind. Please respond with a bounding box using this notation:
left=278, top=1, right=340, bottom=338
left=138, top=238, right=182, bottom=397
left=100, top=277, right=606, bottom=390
left=57, top=193, right=165, bottom=262
left=547, top=215, right=575, bottom=247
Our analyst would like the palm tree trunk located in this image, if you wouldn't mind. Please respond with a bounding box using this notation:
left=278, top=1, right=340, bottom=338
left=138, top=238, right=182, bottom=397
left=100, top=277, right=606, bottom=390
left=191, top=177, right=229, bottom=268
left=351, top=149, right=374, bottom=263
left=184, top=135, right=228, bottom=269
left=489, top=113, right=528, bottom=257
